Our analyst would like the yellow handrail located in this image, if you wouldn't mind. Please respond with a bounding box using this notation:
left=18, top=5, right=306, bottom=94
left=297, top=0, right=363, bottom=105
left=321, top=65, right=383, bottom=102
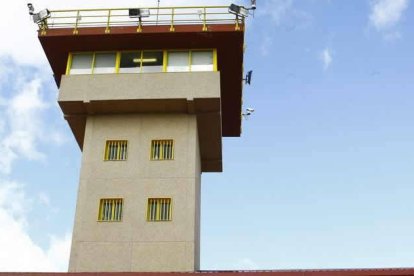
left=40, top=6, right=244, bottom=34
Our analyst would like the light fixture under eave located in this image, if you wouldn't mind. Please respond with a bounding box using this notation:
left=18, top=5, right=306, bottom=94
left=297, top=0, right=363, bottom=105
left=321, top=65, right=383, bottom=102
left=228, top=4, right=249, bottom=17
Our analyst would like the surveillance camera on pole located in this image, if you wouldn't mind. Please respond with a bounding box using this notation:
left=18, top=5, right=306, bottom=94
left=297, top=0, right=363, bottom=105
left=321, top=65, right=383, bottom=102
left=242, top=107, right=255, bottom=119
left=27, top=3, right=34, bottom=15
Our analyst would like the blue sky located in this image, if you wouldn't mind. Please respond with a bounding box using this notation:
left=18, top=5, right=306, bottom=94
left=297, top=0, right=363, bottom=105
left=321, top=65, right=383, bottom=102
left=0, top=0, right=413, bottom=271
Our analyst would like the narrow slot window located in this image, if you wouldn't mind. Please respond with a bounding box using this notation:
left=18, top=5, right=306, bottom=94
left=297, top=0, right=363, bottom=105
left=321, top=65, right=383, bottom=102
left=104, top=140, right=128, bottom=161
left=147, top=198, right=172, bottom=221
left=93, top=53, right=116, bottom=74
left=141, top=51, right=164, bottom=73
left=151, top=140, right=174, bottom=160
left=167, top=51, right=189, bottom=72
left=70, top=53, right=93, bottom=75
left=191, top=51, right=214, bottom=71
left=119, top=52, right=142, bottom=73
left=98, top=198, right=123, bottom=222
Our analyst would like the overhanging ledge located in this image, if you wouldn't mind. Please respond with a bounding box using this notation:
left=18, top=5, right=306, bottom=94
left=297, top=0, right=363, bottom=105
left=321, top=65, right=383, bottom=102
left=58, top=72, right=223, bottom=172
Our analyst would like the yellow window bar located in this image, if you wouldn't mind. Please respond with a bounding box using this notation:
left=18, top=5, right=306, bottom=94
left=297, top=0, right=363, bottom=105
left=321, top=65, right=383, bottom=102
left=98, top=198, right=123, bottom=221
left=104, top=140, right=128, bottom=161
left=147, top=198, right=172, bottom=221
left=65, top=53, right=73, bottom=75
left=151, top=139, right=174, bottom=160
left=115, top=52, right=121, bottom=73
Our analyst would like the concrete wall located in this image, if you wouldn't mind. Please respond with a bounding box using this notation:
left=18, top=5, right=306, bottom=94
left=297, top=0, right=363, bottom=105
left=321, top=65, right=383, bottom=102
left=59, top=72, right=220, bottom=102
left=69, top=114, right=201, bottom=272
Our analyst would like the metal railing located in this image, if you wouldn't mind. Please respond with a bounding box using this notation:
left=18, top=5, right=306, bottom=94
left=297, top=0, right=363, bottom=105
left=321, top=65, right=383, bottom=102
left=39, top=6, right=244, bottom=34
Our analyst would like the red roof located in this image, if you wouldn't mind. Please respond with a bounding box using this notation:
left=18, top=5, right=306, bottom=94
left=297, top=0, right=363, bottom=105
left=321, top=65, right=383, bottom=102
left=3, top=269, right=414, bottom=276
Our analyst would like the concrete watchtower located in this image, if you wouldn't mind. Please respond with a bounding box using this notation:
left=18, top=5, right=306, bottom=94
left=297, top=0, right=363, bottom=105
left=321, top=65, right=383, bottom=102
left=35, top=3, right=247, bottom=273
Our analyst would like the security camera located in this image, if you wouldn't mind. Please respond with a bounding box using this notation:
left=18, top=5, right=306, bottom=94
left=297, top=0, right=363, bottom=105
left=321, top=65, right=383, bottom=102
left=250, top=0, right=256, bottom=10
left=27, top=3, right=34, bottom=15
left=246, top=108, right=255, bottom=113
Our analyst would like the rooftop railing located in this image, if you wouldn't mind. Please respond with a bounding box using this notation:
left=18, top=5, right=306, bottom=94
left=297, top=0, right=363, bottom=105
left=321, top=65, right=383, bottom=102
left=38, top=6, right=244, bottom=35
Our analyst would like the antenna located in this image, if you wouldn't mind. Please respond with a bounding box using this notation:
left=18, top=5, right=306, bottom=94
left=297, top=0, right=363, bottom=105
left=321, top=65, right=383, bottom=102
left=243, top=70, right=253, bottom=85
left=156, top=0, right=160, bottom=26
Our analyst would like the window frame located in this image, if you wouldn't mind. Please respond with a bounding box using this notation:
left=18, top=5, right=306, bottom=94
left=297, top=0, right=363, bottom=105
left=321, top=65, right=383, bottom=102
left=66, top=49, right=217, bottom=75
left=97, top=198, right=124, bottom=222
left=92, top=52, right=118, bottom=74
left=150, top=139, right=174, bottom=161
left=104, top=140, right=128, bottom=161
left=146, top=198, right=173, bottom=222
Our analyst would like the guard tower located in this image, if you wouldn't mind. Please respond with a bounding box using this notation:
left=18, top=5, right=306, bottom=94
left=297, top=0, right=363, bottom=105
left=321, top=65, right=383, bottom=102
left=35, top=4, right=247, bottom=272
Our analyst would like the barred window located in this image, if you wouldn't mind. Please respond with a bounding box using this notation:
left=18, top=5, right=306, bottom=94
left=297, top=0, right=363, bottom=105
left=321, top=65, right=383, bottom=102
left=98, top=198, right=123, bottom=222
left=147, top=198, right=172, bottom=221
left=105, top=140, right=128, bottom=161
left=151, top=140, right=174, bottom=160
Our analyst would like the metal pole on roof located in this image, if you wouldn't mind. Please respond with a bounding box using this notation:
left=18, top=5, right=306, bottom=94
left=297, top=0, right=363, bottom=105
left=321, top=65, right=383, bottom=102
left=156, top=0, right=160, bottom=26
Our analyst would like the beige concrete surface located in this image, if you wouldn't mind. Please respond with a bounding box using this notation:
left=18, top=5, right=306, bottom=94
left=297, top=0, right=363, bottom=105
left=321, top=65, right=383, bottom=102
left=59, top=72, right=220, bottom=102
left=69, top=114, right=201, bottom=272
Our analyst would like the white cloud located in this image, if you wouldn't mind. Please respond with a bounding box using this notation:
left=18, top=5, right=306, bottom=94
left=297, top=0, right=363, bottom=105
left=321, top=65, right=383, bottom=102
left=0, top=56, right=70, bottom=270
left=46, top=233, right=72, bottom=271
left=260, top=35, right=273, bottom=56
left=258, top=0, right=293, bottom=25
left=38, top=192, right=51, bottom=207
left=0, top=77, right=47, bottom=174
left=257, top=0, right=312, bottom=29
left=0, top=180, right=71, bottom=271
left=320, top=48, right=333, bottom=70
left=369, top=0, right=409, bottom=31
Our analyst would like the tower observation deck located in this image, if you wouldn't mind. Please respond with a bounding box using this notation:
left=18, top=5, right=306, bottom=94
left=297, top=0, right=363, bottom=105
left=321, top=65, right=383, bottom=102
left=36, top=4, right=247, bottom=272
left=38, top=6, right=245, bottom=172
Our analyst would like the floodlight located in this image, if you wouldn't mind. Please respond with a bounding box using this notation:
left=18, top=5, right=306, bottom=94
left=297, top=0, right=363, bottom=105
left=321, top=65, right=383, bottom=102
left=244, top=70, right=253, bottom=85
left=129, top=8, right=150, bottom=18
left=228, top=4, right=249, bottom=17
left=32, top=9, right=51, bottom=23
left=27, top=3, right=34, bottom=15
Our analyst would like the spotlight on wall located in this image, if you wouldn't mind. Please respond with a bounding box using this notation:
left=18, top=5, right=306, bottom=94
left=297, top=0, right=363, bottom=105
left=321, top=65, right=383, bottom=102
left=242, top=107, right=255, bottom=119
left=129, top=8, right=150, bottom=18
left=228, top=4, right=249, bottom=17
left=243, top=70, right=253, bottom=85
left=31, top=8, right=51, bottom=23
